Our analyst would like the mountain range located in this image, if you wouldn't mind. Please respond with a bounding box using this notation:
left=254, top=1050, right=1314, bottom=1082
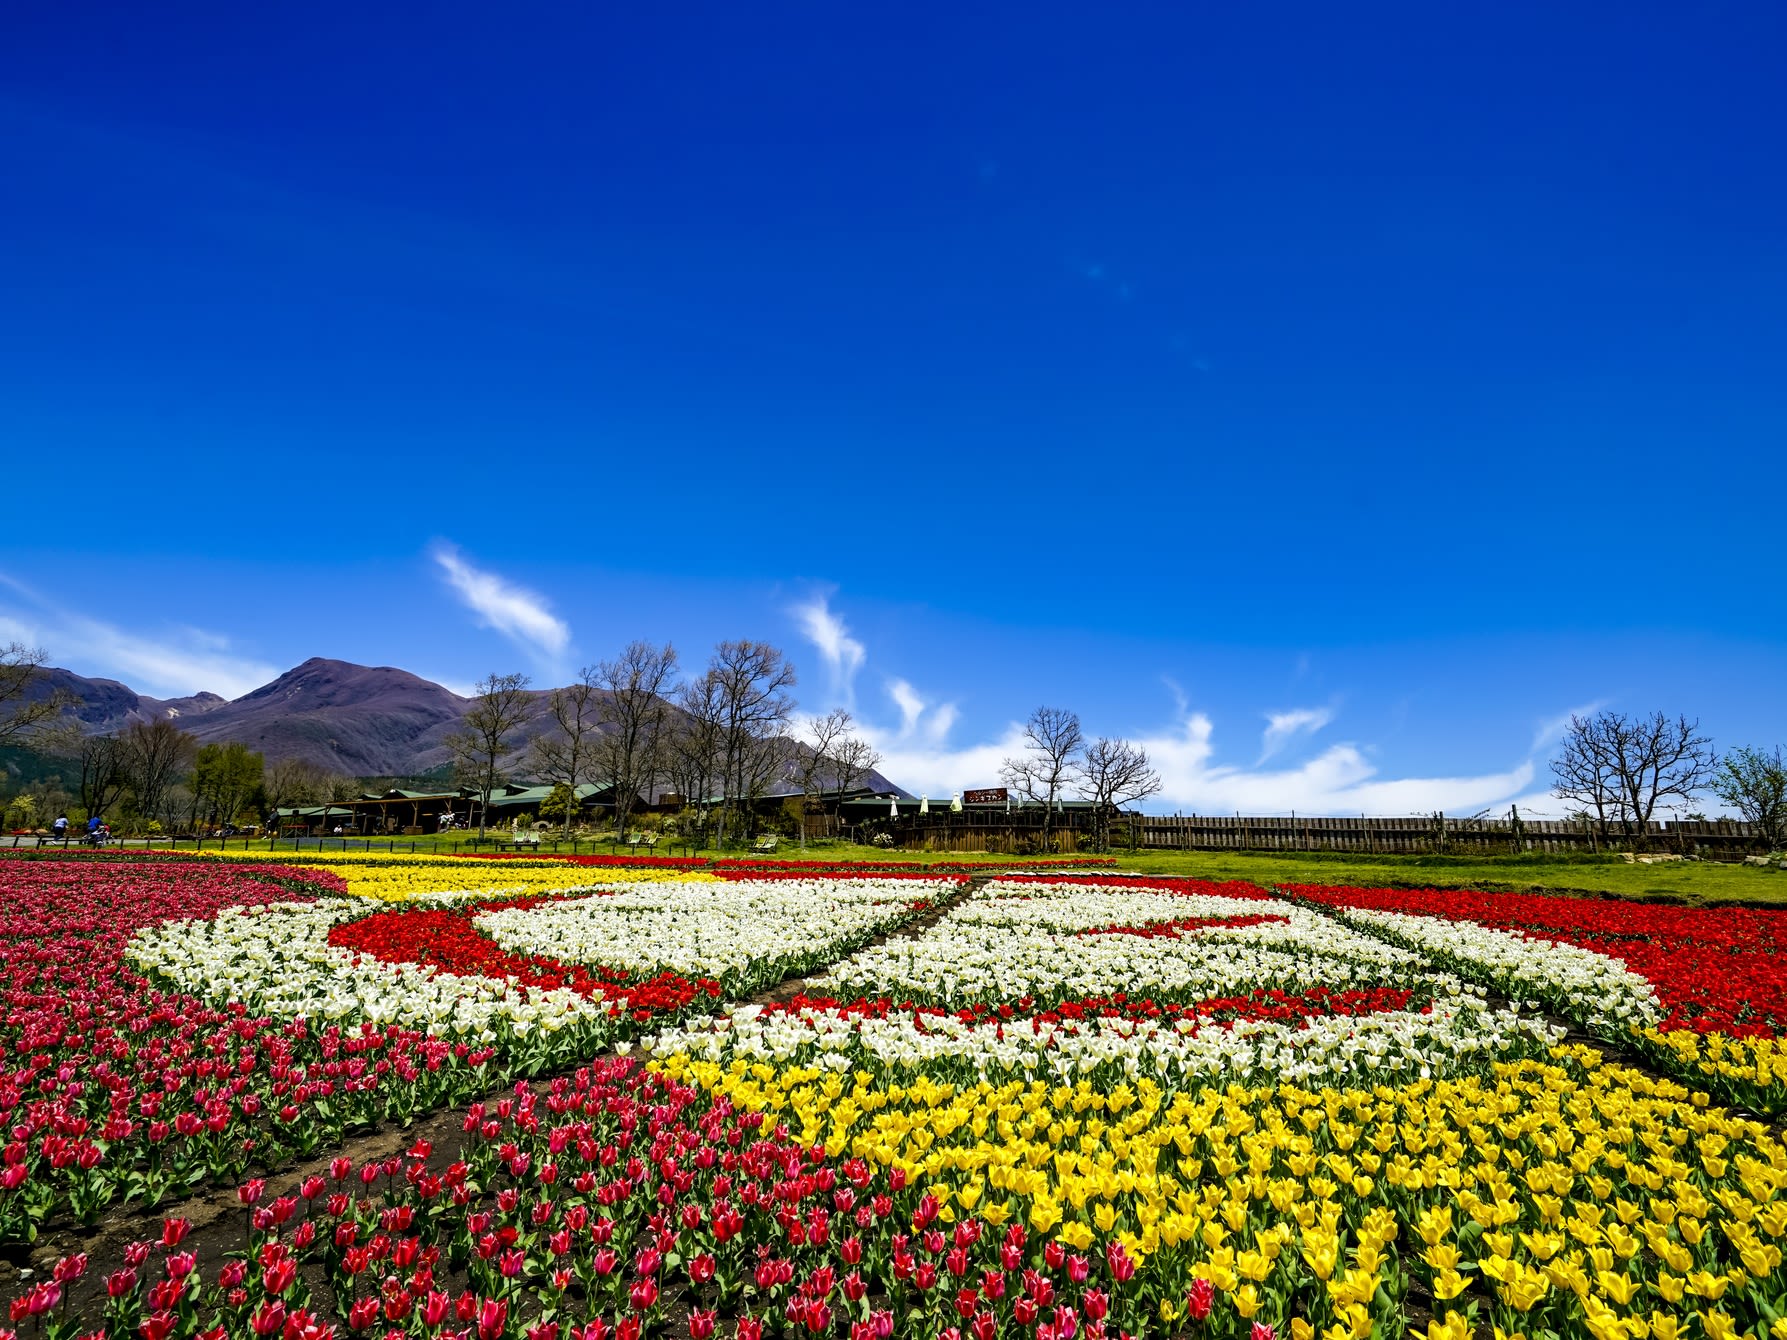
left=25, top=658, right=904, bottom=793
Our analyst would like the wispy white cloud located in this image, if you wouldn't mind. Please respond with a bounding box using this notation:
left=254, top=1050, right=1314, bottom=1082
left=0, top=572, right=278, bottom=699
left=856, top=716, right=1024, bottom=800
left=792, top=593, right=866, bottom=703
left=856, top=700, right=1535, bottom=817
left=926, top=702, right=959, bottom=744
left=1139, top=710, right=1534, bottom=815
left=1258, top=706, right=1334, bottom=763
left=431, top=544, right=570, bottom=668
left=889, top=679, right=927, bottom=736
left=882, top=678, right=962, bottom=745
left=1531, top=700, right=1606, bottom=753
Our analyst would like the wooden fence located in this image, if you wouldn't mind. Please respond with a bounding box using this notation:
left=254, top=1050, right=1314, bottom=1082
left=1138, top=814, right=1766, bottom=858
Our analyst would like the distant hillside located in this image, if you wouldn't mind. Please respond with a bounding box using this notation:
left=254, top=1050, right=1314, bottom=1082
left=26, top=667, right=229, bottom=733
left=23, top=658, right=906, bottom=793
left=194, top=658, right=472, bottom=775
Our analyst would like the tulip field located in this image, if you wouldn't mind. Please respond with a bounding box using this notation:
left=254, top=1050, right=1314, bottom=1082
left=7, top=854, right=1787, bottom=1340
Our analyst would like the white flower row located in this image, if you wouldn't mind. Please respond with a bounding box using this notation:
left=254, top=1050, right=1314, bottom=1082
left=650, top=993, right=1562, bottom=1087
left=126, top=877, right=957, bottom=1039
left=645, top=878, right=1567, bottom=1085
left=1317, top=904, right=1664, bottom=1034
left=479, top=878, right=950, bottom=987
left=950, top=880, right=1276, bottom=933
left=815, top=885, right=1435, bottom=1007
left=127, top=900, right=601, bottom=1042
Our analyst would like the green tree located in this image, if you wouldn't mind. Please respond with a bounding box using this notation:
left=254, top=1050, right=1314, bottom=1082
left=191, top=742, right=264, bottom=830
left=1714, top=745, right=1787, bottom=850
left=538, top=783, right=577, bottom=828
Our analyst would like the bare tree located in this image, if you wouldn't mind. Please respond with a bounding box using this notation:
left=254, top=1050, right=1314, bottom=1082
left=1550, top=713, right=1625, bottom=843
left=1552, top=710, right=1717, bottom=848
left=0, top=643, right=74, bottom=748
left=443, top=672, right=535, bottom=838
left=737, top=722, right=797, bottom=838
left=797, top=709, right=855, bottom=843
left=531, top=669, right=604, bottom=840
left=828, top=732, right=883, bottom=826
left=707, top=641, right=797, bottom=843
left=667, top=673, right=726, bottom=838
left=1713, top=745, right=1787, bottom=851
left=121, top=719, right=199, bottom=825
left=1000, top=706, right=1085, bottom=850
left=594, top=642, right=679, bottom=839
left=1076, top=737, right=1161, bottom=851
left=75, top=734, right=130, bottom=822
left=262, top=757, right=335, bottom=831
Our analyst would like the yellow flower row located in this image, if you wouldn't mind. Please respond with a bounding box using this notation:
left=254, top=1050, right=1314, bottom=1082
left=1639, top=1029, right=1787, bottom=1114
left=316, top=863, right=717, bottom=902
left=655, top=1045, right=1787, bottom=1338
left=185, top=849, right=715, bottom=901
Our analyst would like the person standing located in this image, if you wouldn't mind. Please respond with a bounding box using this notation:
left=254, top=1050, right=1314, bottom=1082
left=52, top=813, right=69, bottom=843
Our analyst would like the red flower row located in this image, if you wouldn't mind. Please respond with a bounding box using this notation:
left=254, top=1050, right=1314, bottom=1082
left=5, top=1055, right=1154, bottom=1340
left=1286, top=883, right=1787, bottom=1035
left=710, top=859, right=1117, bottom=874
left=1077, top=913, right=1289, bottom=939
left=456, top=854, right=707, bottom=869
left=327, top=898, right=722, bottom=1020
left=0, top=855, right=498, bottom=1243
left=762, top=986, right=1416, bottom=1029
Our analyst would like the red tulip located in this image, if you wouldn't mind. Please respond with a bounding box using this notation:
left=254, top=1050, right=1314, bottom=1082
left=1186, top=1278, right=1214, bottom=1321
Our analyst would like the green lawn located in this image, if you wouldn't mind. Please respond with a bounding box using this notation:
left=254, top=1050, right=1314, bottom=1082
left=1096, top=848, right=1785, bottom=903
left=699, top=842, right=1784, bottom=903
left=141, top=832, right=1784, bottom=903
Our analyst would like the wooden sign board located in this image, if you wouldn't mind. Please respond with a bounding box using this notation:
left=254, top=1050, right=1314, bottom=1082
left=962, top=788, right=1009, bottom=805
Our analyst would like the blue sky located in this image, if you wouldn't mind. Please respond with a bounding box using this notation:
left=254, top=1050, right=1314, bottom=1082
left=2, top=3, right=1783, bottom=814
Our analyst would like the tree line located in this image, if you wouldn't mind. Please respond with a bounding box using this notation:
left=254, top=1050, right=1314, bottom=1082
left=448, top=638, right=884, bottom=842
left=7, top=639, right=1783, bottom=850
left=2, top=710, right=358, bottom=836
left=1550, top=709, right=1786, bottom=849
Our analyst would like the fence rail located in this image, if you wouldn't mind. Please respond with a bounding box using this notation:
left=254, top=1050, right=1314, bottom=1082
left=1136, top=815, right=1766, bottom=857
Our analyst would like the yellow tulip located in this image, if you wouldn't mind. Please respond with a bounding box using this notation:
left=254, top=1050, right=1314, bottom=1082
left=1432, top=1268, right=1469, bottom=1301
left=1685, top=1269, right=1729, bottom=1301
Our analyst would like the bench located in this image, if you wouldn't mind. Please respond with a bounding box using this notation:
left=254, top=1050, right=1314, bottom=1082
left=626, top=834, right=660, bottom=855
left=751, top=835, right=779, bottom=855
